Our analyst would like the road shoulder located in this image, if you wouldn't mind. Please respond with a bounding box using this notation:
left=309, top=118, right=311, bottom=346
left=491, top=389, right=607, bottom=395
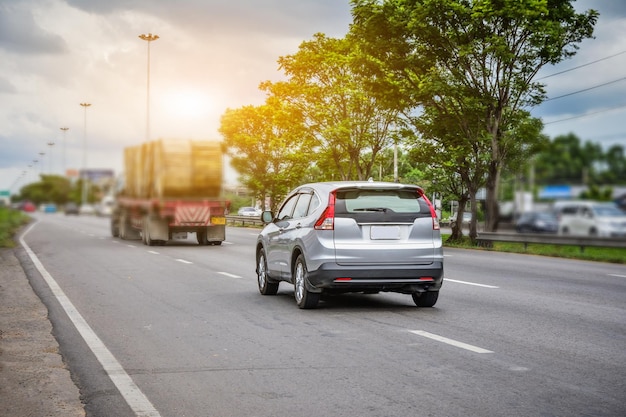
left=0, top=247, right=85, bottom=417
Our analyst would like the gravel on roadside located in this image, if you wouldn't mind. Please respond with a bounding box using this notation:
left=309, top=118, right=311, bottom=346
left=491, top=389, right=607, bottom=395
left=0, top=247, right=85, bottom=417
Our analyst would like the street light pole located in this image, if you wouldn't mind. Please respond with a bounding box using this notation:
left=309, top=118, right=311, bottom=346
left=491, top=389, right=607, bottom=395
left=47, top=142, right=55, bottom=174
left=139, top=33, right=159, bottom=142
left=38, top=152, right=45, bottom=175
left=80, top=103, right=91, bottom=207
left=60, top=127, right=69, bottom=176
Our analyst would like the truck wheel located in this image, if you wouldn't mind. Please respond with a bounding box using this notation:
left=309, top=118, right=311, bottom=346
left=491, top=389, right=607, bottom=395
left=145, top=227, right=155, bottom=246
left=197, top=229, right=209, bottom=245
left=111, top=218, right=120, bottom=237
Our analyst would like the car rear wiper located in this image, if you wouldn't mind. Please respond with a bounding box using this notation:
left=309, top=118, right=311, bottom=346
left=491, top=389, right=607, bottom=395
left=354, top=207, right=388, bottom=212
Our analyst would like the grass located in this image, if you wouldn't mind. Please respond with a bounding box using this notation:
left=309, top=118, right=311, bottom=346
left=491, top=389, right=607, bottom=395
left=443, top=234, right=626, bottom=264
left=0, top=207, right=30, bottom=248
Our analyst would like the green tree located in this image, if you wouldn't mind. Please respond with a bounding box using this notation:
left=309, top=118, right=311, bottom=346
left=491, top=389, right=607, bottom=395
left=16, top=175, right=76, bottom=205
left=261, top=33, right=401, bottom=181
left=219, top=97, right=314, bottom=211
left=351, top=0, right=598, bottom=231
left=602, top=145, right=626, bottom=185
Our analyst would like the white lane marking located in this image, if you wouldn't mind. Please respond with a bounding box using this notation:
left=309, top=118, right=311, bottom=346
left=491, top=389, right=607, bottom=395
left=19, top=222, right=162, bottom=417
left=410, top=330, right=493, bottom=354
left=445, top=278, right=499, bottom=289
left=126, top=245, right=137, bottom=248
left=176, top=259, right=193, bottom=264
left=608, top=274, right=626, bottom=278
left=221, top=241, right=234, bottom=245
left=147, top=251, right=159, bottom=255
left=218, top=271, right=242, bottom=279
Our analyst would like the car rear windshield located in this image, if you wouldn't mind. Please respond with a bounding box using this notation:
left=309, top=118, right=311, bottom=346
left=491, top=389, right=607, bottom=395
left=334, top=188, right=431, bottom=223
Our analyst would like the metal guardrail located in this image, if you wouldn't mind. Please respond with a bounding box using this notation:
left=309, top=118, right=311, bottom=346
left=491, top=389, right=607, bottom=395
left=477, top=232, right=626, bottom=251
left=225, top=215, right=264, bottom=227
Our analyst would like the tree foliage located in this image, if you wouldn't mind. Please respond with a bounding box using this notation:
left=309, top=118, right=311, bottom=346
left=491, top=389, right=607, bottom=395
left=219, top=97, right=314, bottom=210
left=351, top=0, right=598, bottom=231
left=15, top=175, right=89, bottom=205
left=534, top=133, right=626, bottom=186
left=261, top=33, right=400, bottom=181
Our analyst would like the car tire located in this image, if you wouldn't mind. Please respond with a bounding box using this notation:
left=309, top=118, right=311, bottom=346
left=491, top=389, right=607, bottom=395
left=412, top=291, right=439, bottom=307
left=294, top=255, right=320, bottom=309
left=257, top=249, right=278, bottom=295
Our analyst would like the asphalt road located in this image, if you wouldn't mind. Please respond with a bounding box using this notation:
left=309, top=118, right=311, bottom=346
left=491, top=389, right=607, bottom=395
left=18, top=213, right=626, bottom=417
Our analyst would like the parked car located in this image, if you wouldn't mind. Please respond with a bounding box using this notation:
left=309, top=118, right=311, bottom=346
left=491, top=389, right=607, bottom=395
left=256, top=181, right=444, bottom=309
left=238, top=206, right=261, bottom=217
left=65, top=202, right=79, bottom=215
left=515, top=211, right=559, bottom=233
left=558, top=201, right=626, bottom=238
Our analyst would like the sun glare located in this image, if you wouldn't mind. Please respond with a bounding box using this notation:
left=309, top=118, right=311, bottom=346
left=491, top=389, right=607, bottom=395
left=165, top=90, right=214, bottom=119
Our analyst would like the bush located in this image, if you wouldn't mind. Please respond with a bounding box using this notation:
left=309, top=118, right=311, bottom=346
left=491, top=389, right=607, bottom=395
left=0, top=207, right=30, bottom=248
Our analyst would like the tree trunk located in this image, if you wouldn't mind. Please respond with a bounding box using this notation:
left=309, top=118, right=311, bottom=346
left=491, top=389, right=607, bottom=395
left=485, top=160, right=501, bottom=232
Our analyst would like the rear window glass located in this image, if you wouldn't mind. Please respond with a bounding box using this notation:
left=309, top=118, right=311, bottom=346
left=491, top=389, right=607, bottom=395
left=335, top=189, right=430, bottom=222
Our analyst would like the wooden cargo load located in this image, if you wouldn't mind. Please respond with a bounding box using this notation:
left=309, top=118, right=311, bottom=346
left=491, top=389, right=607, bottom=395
left=123, top=139, right=223, bottom=199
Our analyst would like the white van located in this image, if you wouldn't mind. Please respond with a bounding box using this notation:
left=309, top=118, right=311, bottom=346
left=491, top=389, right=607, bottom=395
left=96, top=195, right=115, bottom=217
left=557, top=201, right=626, bottom=238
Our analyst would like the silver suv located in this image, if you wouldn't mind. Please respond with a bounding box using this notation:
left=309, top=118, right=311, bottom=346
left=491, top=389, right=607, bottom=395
left=255, top=181, right=444, bottom=309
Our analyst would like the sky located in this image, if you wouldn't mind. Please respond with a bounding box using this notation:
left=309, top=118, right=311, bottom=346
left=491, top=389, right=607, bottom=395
left=1, top=0, right=625, bottom=194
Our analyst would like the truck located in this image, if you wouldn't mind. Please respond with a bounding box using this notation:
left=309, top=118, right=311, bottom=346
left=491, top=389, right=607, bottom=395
left=110, top=139, right=230, bottom=246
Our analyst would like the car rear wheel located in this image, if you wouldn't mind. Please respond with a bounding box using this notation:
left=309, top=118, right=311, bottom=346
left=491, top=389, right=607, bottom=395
left=412, top=291, right=439, bottom=307
left=257, top=249, right=278, bottom=295
left=294, top=255, right=320, bottom=309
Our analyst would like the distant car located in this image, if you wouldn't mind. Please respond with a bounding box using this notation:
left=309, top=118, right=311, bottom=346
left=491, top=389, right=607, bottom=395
left=65, top=202, right=79, bottom=215
left=21, top=201, right=36, bottom=212
left=95, top=196, right=115, bottom=216
left=238, top=206, right=261, bottom=217
left=256, top=181, right=443, bottom=309
left=558, top=201, right=626, bottom=237
left=515, top=211, right=559, bottom=233
left=78, top=204, right=96, bottom=215
left=40, top=203, right=57, bottom=213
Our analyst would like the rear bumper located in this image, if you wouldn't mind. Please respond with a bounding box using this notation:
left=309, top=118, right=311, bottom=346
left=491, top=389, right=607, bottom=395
left=306, top=262, right=443, bottom=294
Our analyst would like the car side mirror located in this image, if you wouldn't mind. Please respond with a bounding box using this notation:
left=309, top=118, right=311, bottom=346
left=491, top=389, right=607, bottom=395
left=261, top=211, right=274, bottom=224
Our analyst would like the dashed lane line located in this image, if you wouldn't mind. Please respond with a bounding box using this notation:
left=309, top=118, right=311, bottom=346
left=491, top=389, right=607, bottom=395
left=444, top=278, right=499, bottom=289
left=175, top=259, right=193, bottom=264
left=410, top=330, right=494, bottom=354
left=217, top=271, right=242, bottom=279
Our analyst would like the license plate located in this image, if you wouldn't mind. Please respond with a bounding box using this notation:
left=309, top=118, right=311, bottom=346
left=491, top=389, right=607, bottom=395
left=211, top=216, right=226, bottom=225
left=370, top=225, right=400, bottom=240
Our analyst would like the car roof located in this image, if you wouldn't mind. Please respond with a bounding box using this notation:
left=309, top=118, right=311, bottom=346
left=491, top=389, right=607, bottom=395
left=295, top=181, right=424, bottom=193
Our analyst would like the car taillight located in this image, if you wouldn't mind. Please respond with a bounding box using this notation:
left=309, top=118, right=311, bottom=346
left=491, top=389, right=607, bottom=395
left=418, top=190, right=440, bottom=231
left=314, top=191, right=336, bottom=230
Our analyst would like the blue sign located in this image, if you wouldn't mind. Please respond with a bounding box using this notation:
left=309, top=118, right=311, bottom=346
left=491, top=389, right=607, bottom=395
left=539, top=185, right=572, bottom=199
